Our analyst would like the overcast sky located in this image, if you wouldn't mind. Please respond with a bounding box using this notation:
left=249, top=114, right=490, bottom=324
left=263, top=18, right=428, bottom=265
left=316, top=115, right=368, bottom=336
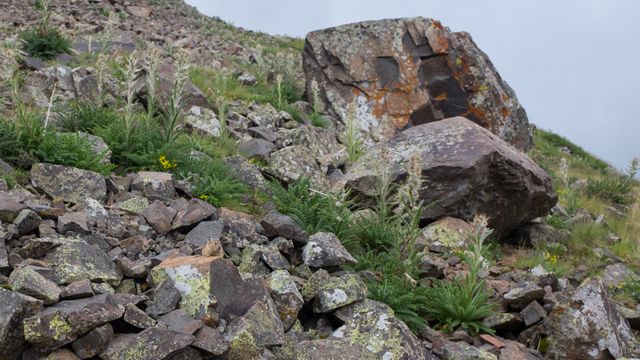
left=186, top=0, right=639, bottom=170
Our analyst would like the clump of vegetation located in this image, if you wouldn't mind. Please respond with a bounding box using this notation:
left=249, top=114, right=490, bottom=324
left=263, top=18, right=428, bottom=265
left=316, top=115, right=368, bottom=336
left=586, top=158, right=638, bottom=205
left=271, top=178, right=353, bottom=242
left=307, top=80, right=329, bottom=128
left=56, top=102, right=120, bottom=133
left=423, top=216, right=495, bottom=335
left=340, top=102, right=364, bottom=162
left=19, top=0, right=71, bottom=60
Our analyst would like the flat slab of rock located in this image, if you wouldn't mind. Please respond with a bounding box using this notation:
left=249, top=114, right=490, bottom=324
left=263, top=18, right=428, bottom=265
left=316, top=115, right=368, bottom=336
left=303, top=17, right=532, bottom=150
left=45, top=240, right=122, bottom=286
left=30, top=163, right=106, bottom=204
left=341, top=117, right=556, bottom=235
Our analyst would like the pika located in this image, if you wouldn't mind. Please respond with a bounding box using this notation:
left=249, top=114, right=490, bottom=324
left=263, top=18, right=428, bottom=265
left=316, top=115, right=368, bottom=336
left=202, top=239, right=224, bottom=258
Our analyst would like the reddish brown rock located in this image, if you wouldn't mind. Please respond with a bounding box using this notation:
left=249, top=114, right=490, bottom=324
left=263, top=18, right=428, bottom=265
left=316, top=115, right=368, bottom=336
left=303, top=17, right=532, bottom=150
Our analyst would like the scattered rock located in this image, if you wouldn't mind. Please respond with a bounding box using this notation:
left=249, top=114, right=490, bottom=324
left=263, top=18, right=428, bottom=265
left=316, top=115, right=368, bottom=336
left=123, top=303, right=157, bottom=329
left=602, top=263, right=635, bottom=288
left=192, top=325, right=229, bottom=356
left=267, top=270, right=304, bottom=330
left=238, top=138, right=275, bottom=160
left=520, top=301, right=546, bottom=326
left=13, top=209, right=41, bottom=235
left=184, top=106, right=221, bottom=138
left=185, top=220, right=223, bottom=251
left=172, top=199, right=217, bottom=230
left=158, top=309, right=203, bottom=335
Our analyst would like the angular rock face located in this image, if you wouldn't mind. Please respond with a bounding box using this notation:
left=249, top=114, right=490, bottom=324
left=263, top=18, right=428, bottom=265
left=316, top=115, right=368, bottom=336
left=0, top=289, right=43, bottom=360
left=341, top=117, right=556, bottom=235
left=544, top=277, right=635, bottom=359
left=303, top=17, right=532, bottom=150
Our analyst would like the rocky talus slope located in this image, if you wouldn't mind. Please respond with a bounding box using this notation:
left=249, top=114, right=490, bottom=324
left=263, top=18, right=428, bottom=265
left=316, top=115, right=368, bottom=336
left=0, top=1, right=639, bottom=359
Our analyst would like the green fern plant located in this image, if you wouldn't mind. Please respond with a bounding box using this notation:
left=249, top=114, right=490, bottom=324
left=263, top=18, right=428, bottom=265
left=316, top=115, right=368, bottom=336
left=19, top=0, right=71, bottom=59
left=424, top=216, right=495, bottom=335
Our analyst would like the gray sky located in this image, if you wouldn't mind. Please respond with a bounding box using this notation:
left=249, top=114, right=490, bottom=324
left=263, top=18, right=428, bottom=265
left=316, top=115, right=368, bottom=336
left=187, top=0, right=640, bottom=170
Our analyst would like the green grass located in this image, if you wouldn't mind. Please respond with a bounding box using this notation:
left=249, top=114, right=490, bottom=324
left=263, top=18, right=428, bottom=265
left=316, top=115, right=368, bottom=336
left=19, top=27, right=71, bottom=60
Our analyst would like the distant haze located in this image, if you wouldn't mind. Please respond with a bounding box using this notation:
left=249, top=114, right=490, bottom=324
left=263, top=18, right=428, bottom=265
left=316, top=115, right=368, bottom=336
left=186, top=0, right=640, bottom=170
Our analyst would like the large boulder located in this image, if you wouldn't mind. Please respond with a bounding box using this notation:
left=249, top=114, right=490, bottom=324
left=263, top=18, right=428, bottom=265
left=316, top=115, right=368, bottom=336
left=544, top=277, right=635, bottom=359
left=340, top=117, right=556, bottom=235
left=30, top=164, right=106, bottom=204
left=303, top=17, right=532, bottom=150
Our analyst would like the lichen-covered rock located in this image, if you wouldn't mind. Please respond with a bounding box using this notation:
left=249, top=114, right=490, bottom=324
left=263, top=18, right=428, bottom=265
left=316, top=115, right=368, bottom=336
left=267, top=270, right=303, bottom=330
left=241, top=299, right=285, bottom=347
left=341, top=118, right=556, bottom=235
left=313, top=273, right=367, bottom=313
left=0, top=289, right=43, bottom=360
left=418, top=216, right=473, bottom=251
left=115, top=196, right=150, bottom=215
left=435, top=339, right=498, bottom=360
left=130, top=171, right=175, bottom=200
left=24, top=299, right=124, bottom=352
left=288, top=339, right=377, bottom=360
left=44, top=240, right=123, bottom=286
left=30, top=163, right=106, bottom=204
left=99, top=327, right=194, bottom=360
left=151, top=256, right=220, bottom=319
left=332, top=299, right=427, bottom=359
left=220, top=318, right=260, bottom=360
left=544, top=277, right=635, bottom=359
left=266, top=145, right=331, bottom=189
left=602, top=263, right=635, bottom=288
left=303, top=232, right=357, bottom=267
left=9, top=265, right=61, bottom=305
left=185, top=106, right=221, bottom=137
left=303, top=17, right=532, bottom=150
left=238, top=138, right=275, bottom=160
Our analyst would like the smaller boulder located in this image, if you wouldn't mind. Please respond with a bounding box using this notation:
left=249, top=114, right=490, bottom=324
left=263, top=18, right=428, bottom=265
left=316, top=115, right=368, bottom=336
left=302, top=232, right=356, bottom=267
left=9, top=266, right=61, bottom=305
left=260, top=210, right=308, bottom=244
left=130, top=171, right=175, bottom=200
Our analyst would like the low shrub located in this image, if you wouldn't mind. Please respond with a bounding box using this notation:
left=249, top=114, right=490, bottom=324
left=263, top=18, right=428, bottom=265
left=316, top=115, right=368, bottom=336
left=586, top=159, right=638, bottom=205
left=36, top=132, right=114, bottom=175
